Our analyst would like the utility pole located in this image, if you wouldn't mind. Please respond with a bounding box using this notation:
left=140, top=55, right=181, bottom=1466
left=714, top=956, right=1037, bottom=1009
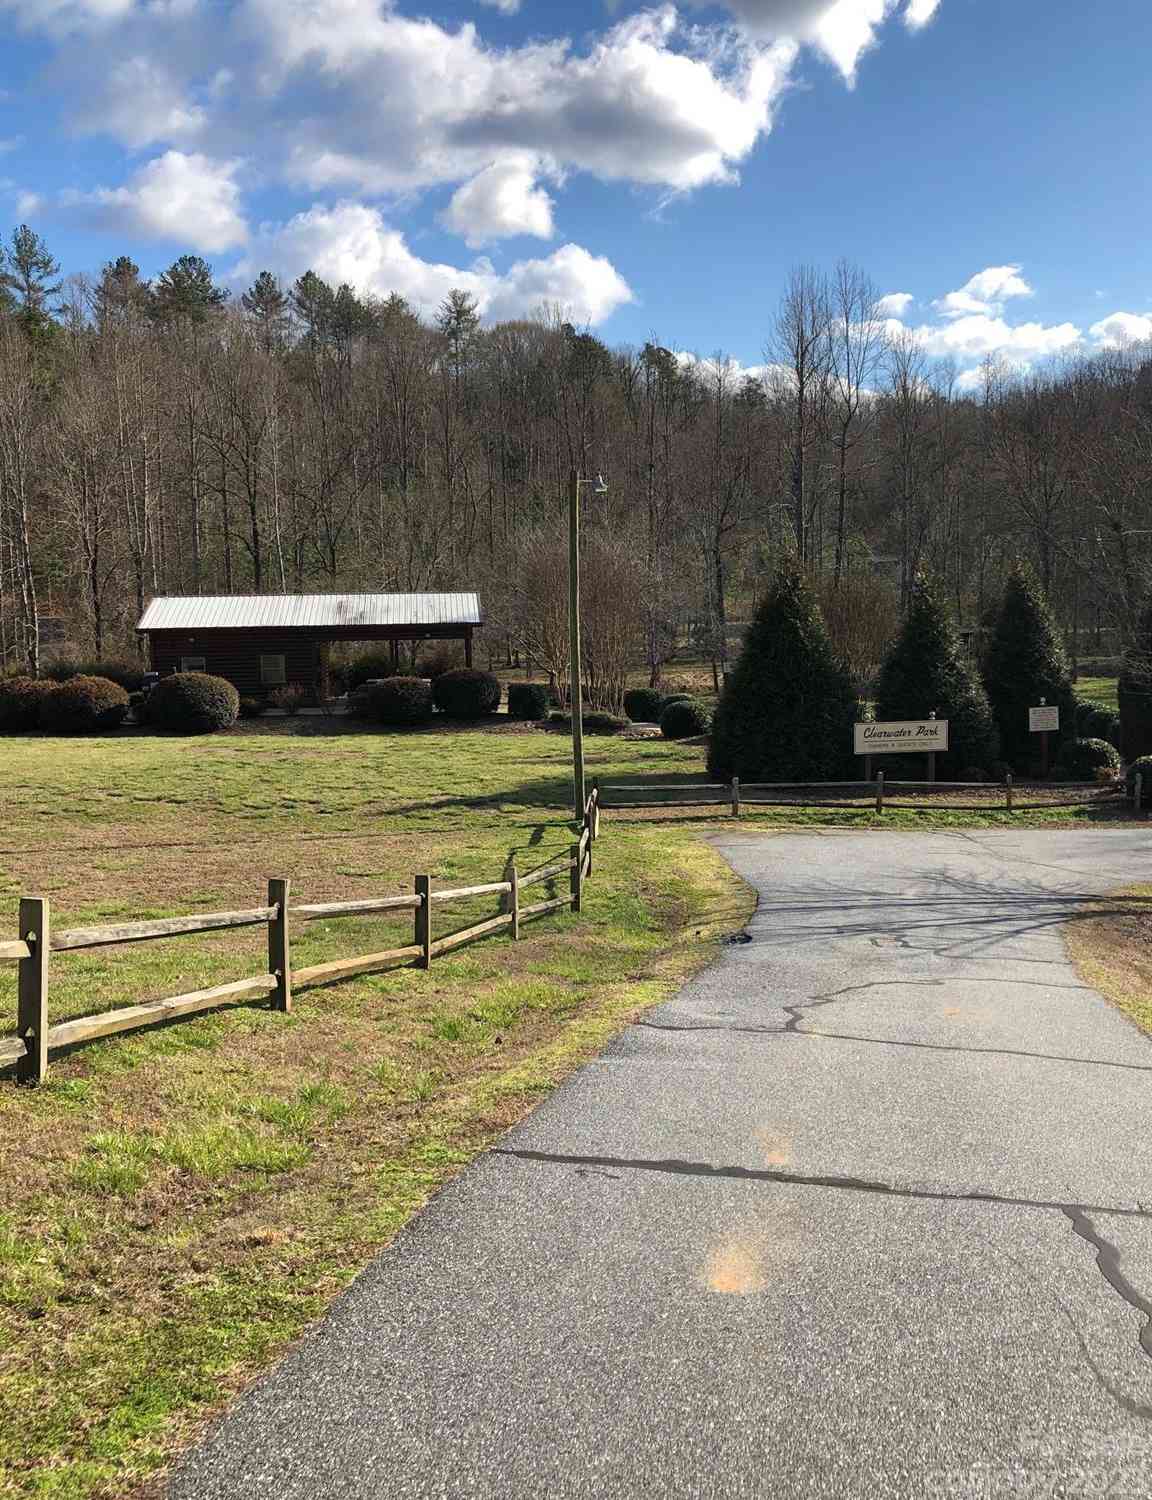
left=569, top=467, right=585, bottom=820
left=568, top=469, right=608, bottom=820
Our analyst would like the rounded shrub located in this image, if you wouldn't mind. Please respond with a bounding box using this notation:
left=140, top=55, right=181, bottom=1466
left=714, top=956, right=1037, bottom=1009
left=432, top=668, right=501, bottom=719
left=44, top=657, right=148, bottom=692
left=368, top=676, right=433, bottom=727
left=1051, top=737, right=1121, bottom=781
left=1075, top=698, right=1121, bottom=747
left=662, top=693, right=694, bottom=708
left=344, top=652, right=397, bottom=694
left=507, top=682, right=550, bottom=720
left=583, top=711, right=628, bottom=736
left=39, top=675, right=129, bottom=734
left=623, top=687, right=666, bottom=723
left=0, top=676, right=56, bottom=732
left=147, top=672, right=240, bottom=734
left=1126, top=755, right=1152, bottom=796
left=661, top=698, right=712, bottom=740
left=238, top=696, right=268, bottom=719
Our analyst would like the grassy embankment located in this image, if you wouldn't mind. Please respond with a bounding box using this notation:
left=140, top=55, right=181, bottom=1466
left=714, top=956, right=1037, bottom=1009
left=0, top=714, right=1137, bottom=1498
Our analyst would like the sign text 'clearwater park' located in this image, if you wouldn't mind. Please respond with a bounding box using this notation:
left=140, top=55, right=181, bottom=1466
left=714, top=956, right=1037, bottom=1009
left=854, top=720, right=950, bottom=756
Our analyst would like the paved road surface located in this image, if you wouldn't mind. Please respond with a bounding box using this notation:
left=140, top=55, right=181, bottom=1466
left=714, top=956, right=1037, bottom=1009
left=172, top=829, right=1152, bottom=1499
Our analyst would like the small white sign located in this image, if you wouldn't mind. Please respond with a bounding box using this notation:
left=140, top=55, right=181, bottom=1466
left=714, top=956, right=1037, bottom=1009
left=1029, top=705, right=1060, bottom=733
left=854, top=720, right=950, bottom=755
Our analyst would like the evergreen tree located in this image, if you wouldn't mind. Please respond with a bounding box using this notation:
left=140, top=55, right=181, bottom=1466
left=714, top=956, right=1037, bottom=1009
left=982, top=564, right=1076, bottom=772
left=0, top=224, right=61, bottom=338
left=241, top=270, right=290, bottom=350
left=708, top=561, right=858, bottom=781
left=93, top=256, right=151, bottom=330
left=290, top=269, right=335, bottom=344
left=875, top=574, right=999, bottom=778
left=1119, top=599, right=1152, bottom=759
left=150, top=255, right=227, bottom=325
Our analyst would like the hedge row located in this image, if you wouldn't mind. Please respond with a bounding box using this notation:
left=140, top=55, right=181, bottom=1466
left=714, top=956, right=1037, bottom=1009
left=0, top=671, right=240, bottom=735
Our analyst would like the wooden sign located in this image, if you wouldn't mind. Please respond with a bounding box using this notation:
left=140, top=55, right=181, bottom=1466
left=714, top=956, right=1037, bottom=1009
left=1029, top=705, right=1060, bottom=733
left=854, top=720, right=950, bottom=755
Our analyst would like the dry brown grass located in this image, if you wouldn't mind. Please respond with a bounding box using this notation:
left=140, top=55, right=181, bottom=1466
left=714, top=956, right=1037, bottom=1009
left=1064, top=884, right=1152, bottom=1037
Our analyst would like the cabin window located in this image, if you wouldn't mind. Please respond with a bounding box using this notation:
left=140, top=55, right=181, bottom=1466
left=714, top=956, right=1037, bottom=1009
left=180, top=655, right=206, bottom=672
left=260, top=654, right=287, bottom=686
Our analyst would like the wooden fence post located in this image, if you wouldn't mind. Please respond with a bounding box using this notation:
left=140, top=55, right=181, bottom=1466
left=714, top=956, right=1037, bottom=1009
left=731, top=777, right=741, bottom=818
left=509, top=860, right=520, bottom=940
left=570, top=845, right=582, bottom=914
left=17, top=897, right=49, bottom=1084
left=415, top=875, right=432, bottom=968
left=591, top=780, right=601, bottom=840
left=1136, top=772, right=1143, bottom=815
left=1006, top=772, right=1014, bottom=814
left=268, top=878, right=291, bottom=1013
left=875, top=772, right=884, bottom=814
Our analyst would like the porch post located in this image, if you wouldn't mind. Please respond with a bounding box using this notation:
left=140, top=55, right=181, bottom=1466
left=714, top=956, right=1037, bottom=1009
left=465, top=628, right=474, bottom=668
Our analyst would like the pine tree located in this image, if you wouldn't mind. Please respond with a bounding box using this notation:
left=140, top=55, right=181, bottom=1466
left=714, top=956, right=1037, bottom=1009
left=290, top=270, right=335, bottom=345
left=982, top=564, right=1076, bottom=772
left=0, top=224, right=61, bottom=338
left=93, top=256, right=152, bottom=330
left=150, top=255, right=227, bottom=325
left=241, top=270, right=290, bottom=350
left=708, top=561, right=858, bottom=781
left=875, top=574, right=999, bottom=778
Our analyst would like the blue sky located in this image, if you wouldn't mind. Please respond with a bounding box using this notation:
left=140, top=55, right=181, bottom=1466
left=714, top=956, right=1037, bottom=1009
left=1, top=0, right=1149, bottom=383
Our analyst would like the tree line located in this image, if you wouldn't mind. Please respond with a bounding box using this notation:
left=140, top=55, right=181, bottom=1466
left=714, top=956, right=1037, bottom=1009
left=2, top=224, right=1150, bottom=684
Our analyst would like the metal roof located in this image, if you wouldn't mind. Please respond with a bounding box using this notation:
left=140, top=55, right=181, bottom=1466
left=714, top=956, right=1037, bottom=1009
left=138, top=593, right=483, bottom=632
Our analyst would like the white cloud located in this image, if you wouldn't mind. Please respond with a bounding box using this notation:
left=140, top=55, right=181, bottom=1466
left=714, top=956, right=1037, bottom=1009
left=903, top=0, right=939, bottom=27
left=913, top=313, right=1080, bottom=363
left=876, top=290, right=913, bottom=318
left=935, top=263, right=1033, bottom=319
left=58, top=150, right=247, bottom=251
left=444, top=155, right=556, bottom=246
left=1089, top=311, right=1152, bottom=348
left=477, top=0, right=520, bottom=12
left=238, top=202, right=632, bottom=325
left=71, top=54, right=205, bottom=147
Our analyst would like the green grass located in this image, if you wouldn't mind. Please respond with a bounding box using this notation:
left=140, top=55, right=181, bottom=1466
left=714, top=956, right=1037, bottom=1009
left=0, top=720, right=749, bottom=1500
left=1076, top=675, right=1119, bottom=710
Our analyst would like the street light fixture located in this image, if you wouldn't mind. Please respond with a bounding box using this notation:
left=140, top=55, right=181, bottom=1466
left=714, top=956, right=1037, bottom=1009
left=569, top=469, right=608, bottom=819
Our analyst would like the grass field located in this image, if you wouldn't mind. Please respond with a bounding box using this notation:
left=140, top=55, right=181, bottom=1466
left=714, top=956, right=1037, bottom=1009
left=0, top=714, right=1139, bottom=1498
left=1076, top=675, right=1119, bottom=710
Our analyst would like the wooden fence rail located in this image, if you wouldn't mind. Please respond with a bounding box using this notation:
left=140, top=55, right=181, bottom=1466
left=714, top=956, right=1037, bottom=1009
left=599, top=775, right=1129, bottom=817
left=1, top=789, right=601, bottom=1084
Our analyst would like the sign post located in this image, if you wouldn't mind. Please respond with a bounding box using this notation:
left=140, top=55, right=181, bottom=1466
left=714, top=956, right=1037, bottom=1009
left=1029, top=700, right=1060, bottom=778
left=855, top=717, right=950, bottom=785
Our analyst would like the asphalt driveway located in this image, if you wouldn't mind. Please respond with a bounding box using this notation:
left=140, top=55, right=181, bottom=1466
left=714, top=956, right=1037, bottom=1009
left=171, top=828, right=1152, bottom=1499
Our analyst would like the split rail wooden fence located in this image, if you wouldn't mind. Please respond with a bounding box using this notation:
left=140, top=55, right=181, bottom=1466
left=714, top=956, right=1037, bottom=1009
left=1, top=790, right=601, bottom=1084
left=599, top=774, right=1136, bottom=816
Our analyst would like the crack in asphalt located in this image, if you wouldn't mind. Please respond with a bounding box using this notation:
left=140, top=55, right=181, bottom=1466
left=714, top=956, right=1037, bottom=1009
left=632, top=1019, right=1152, bottom=1076
left=494, top=1148, right=1152, bottom=1222
left=1065, top=1209, right=1152, bottom=1365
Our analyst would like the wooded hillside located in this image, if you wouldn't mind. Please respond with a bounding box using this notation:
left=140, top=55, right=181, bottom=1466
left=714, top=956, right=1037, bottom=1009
left=2, top=228, right=1150, bottom=683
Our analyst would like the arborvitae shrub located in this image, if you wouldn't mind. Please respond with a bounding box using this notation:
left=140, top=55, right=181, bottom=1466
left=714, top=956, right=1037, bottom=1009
left=708, top=562, right=858, bottom=782
left=368, top=676, right=433, bottom=726
left=875, top=575, right=999, bottom=780
left=1119, top=601, right=1152, bottom=759
left=1052, top=737, right=1121, bottom=781
left=982, top=565, right=1076, bottom=772
left=507, top=682, right=550, bottom=720
left=39, top=675, right=129, bottom=734
left=624, top=687, right=666, bottom=722
left=432, top=668, right=501, bottom=719
left=0, top=677, right=55, bottom=732
left=660, top=699, right=712, bottom=740
left=147, top=672, right=240, bottom=733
